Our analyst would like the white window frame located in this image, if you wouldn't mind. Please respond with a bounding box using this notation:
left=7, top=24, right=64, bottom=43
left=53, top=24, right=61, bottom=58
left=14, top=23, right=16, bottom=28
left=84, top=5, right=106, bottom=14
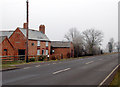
left=46, top=50, right=48, bottom=55
left=37, top=41, right=40, bottom=46
left=37, top=49, right=40, bottom=55
left=46, top=42, right=48, bottom=47
left=52, top=50, right=54, bottom=53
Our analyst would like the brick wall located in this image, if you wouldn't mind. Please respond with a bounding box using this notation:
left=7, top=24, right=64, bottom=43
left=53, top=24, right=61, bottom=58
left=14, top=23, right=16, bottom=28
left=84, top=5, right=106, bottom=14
left=50, top=42, right=74, bottom=59
left=28, top=40, right=37, bottom=55
left=9, top=28, right=26, bottom=55
left=51, top=47, right=70, bottom=59
left=0, top=37, right=14, bottom=56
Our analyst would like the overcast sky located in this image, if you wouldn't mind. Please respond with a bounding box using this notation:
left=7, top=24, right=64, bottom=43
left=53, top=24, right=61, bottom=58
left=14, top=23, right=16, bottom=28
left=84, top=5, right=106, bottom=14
left=0, top=0, right=119, bottom=49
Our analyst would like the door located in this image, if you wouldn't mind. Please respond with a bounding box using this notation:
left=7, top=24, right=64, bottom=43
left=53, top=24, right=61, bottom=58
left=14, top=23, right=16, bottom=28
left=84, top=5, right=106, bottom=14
left=18, top=49, right=25, bottom=60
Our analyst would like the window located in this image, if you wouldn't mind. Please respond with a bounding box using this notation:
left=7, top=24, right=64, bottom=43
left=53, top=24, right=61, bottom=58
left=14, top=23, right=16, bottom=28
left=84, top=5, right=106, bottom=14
left=46, top=42, right=48, bottom=47
left=52, top=50, right=54, bottom=53
left=37, top=50, right=40, bottom=55
left=46, top=50, right=48, bottom=55
left=4, top=49, right=7, bottom=51
left=32, top=43, right=34, bottom=46
left=4, top=49, right=7, bottom=55
left=42, top=50, right=44, bottom=55
left=37, top=41, right=40, bottom=46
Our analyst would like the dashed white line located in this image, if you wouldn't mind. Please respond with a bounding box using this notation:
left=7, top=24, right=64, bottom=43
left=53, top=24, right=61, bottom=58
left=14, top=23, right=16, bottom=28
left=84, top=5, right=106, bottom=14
left=47, top=64, right=50, bottom=65
left=85, top=61, right=94, bottom=64
left=35, top=65, right=41, bottom=67
left=53, top=68, right=71, bottom=75
left=23, top=67, right=30, bottom=69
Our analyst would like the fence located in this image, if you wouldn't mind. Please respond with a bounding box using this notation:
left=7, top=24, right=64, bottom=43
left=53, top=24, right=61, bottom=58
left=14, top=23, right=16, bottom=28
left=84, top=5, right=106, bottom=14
left=0, top=55, right=47, bottom=64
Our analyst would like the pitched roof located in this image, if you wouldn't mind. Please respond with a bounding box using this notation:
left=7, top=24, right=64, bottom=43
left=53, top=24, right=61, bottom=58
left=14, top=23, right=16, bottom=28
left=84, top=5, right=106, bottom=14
left=0, top=31, right=14, bottom=38
left=0, top=36, right=7, bottom=43
left=51, top=41, right=71, bottom=48
left=19, top=28, right=50, bottom=41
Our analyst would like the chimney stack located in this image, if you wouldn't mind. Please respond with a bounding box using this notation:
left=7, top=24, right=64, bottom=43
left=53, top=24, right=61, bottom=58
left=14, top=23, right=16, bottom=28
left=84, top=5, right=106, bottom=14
left=39, top=25, right=45, bottom=34
left=23, top=23, right=28, bottom=29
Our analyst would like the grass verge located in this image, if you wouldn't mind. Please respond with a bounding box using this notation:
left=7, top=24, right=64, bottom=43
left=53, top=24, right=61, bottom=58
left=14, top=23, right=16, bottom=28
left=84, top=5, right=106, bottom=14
left=109, top=68, right=120, bottom=87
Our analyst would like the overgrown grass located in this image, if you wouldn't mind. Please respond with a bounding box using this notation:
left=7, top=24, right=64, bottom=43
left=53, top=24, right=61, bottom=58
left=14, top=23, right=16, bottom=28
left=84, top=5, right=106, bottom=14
left=1, top=61, right=26, bottom=69
left=109, top=68, right=120, bottom=87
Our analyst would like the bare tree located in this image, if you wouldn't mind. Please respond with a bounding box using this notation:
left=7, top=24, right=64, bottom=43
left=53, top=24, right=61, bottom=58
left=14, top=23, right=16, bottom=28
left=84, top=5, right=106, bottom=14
left=64, top=28, right=80, bottom=42
left=82, top=29, right=103, bottom=55
left=64, top=28, right=83, bottom=57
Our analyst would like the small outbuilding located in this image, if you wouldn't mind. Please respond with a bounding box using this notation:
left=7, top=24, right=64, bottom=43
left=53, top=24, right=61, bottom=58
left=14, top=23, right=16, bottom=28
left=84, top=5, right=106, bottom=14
left=50, top=41, right=74, bottom=59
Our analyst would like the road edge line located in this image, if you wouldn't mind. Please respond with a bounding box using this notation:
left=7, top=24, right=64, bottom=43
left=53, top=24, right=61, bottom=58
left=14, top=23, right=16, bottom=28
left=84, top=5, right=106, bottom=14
left=98, top=64, right=120, bottom=87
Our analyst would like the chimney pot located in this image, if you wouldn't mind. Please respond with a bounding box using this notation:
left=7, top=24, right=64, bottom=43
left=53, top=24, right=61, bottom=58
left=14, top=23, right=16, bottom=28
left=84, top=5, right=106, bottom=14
left=39, top=25, right=45, bottom=34
left=23, top=23, right=28, bottom=29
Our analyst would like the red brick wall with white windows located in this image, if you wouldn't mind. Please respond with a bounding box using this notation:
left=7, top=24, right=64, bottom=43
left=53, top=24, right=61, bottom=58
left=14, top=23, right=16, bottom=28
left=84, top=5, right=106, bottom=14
left=40, top=41, right=46, bottom=55
left=37, top=41, right=51, bottom=56
left=9, top=28, right=51, bottom=56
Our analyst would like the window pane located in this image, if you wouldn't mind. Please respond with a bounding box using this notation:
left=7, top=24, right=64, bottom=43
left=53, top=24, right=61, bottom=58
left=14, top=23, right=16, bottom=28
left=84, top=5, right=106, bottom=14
left=42, top=50, right=44, bottom=55
left=46, top=42, right=48, bottom=47
left=37, top=41, right=40, bottom=46
left=46, top=50, right=48, bottom=55
left=37, top=50, right=40, bottom=55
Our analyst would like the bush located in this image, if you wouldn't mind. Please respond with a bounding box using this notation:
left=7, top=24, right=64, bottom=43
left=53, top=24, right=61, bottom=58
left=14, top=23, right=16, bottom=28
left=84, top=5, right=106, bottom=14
left=67, top=53, right=71, bottom=58
left=29, top=57, right=35, bottom=62
left=38, top=55, right=47, bottom=61
left=51, top=55, right=56, bottom=60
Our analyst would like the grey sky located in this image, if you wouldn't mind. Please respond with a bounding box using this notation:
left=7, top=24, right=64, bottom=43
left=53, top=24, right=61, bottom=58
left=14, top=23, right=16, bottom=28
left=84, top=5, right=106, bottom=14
left=1, top=0, right=119, bottom=49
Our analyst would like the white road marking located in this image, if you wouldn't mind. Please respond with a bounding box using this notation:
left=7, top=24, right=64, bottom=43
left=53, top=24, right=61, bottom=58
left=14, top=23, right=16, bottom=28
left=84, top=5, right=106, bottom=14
left=98, top=64, right=120, bottom=87
left=23, top=67, right=30, bottom=69
left=53, top=63, right=56, bottom=64
left=35, top=65, right=41, bottom=67
left=47, top=64, right=50, bottom=65
left=85, top=61, right=94, bottom=64
left=53, top=68, right=71, bottom=75
left=99, top=59, right=102, bottom=60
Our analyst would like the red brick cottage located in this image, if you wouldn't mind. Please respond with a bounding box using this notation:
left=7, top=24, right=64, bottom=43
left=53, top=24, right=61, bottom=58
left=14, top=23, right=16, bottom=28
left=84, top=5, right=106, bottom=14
left=50, top=41, right=74, bottom=59
left=8, top=23, right=51, bottom=59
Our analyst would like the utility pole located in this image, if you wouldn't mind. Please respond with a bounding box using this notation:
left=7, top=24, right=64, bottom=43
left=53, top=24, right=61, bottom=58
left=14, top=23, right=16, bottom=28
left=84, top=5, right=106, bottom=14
left=26, top=0, right=29, bottom=63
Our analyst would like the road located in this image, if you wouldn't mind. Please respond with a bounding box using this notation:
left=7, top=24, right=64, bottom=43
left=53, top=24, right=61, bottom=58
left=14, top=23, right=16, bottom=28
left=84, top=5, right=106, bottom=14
left=2, top=54, right=118, bottom=86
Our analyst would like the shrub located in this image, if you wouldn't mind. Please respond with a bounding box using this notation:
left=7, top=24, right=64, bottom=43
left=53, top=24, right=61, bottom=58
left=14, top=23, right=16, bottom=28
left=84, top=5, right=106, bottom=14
left=51, top=55, right=56, bottom=60
left=29, top=57, right=35, bottom=62
left=67, top=53, right=71, bottom=58
left=38, top=55, right=47, bottom=61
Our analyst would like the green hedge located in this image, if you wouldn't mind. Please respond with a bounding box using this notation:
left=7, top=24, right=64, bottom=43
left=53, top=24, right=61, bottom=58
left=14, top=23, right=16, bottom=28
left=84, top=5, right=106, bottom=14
left=29, top=57, right=35, bottom=62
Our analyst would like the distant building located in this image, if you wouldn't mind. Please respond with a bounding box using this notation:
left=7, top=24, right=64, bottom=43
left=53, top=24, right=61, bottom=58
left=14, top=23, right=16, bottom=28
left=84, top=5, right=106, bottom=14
left=51, top=41, right=74, bottom=59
